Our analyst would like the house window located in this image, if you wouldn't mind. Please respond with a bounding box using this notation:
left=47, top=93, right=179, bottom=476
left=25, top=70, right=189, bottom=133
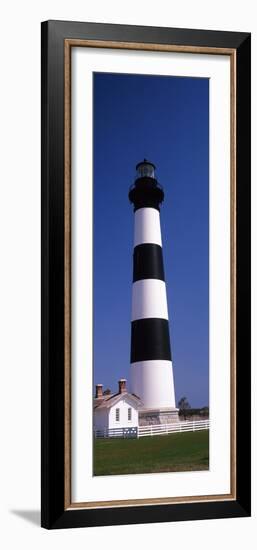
left=115, top=408, right=120, bottom=422
left=128, top=408, right=132, bottom=421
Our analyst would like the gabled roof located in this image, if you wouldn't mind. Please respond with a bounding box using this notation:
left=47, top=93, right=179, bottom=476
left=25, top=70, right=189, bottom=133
left=94, top=391, right=142, bottom=410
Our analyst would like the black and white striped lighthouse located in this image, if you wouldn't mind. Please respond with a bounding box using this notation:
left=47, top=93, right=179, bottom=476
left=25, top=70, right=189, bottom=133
left=129, top=160, right=179, bottom=424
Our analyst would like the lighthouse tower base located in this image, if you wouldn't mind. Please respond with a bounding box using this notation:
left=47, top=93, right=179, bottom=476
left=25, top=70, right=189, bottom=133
left=138, top=407, right=179, bottom=426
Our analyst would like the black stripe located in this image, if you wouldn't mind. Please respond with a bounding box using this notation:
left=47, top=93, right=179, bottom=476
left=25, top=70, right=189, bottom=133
left=130, top=318, right=171, bottom=363
left=133, top=244, right=165, bottom=282
left=129, top=179, right=164, bottom=212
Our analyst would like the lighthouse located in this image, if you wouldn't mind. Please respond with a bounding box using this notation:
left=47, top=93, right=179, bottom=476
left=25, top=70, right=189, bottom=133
left=129, top=160, right=179, bottom=425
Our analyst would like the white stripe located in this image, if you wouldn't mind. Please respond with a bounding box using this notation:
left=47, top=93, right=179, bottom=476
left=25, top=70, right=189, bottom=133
left=131, top=279, right=169, bottom=321
left=130, top=360, right=176, bottom=409
left=134, top=207, right=162, bottom=246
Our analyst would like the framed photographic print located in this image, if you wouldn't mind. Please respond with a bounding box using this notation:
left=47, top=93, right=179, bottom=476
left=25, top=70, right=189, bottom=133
left=41, top=20, right=251, bottom=529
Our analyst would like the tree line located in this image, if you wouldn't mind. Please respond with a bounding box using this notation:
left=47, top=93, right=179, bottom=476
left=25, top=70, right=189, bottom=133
left=178, top=396, right=209, bottom=420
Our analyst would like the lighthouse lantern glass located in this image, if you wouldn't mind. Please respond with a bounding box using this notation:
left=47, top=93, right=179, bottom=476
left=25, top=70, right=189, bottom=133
left=137, top=163, right=155, bottom=179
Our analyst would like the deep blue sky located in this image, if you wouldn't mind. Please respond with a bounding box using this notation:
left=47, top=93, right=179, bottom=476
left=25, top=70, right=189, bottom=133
left=93, top=72, right=209, bottom=408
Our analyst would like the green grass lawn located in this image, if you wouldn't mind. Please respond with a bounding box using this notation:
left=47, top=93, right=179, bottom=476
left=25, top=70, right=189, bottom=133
left=93, top=429, right=209, bottom=476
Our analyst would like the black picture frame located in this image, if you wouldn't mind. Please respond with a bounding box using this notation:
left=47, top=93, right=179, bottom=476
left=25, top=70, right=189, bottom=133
left=41, top=20, right=251, bottom=529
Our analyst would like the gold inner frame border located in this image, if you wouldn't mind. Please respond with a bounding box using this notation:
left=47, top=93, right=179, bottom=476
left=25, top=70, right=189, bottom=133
left=64, top=39, right=237, bottom=510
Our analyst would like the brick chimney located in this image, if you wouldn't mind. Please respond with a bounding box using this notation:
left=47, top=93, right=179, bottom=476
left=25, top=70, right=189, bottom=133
left=118, top=379, right=127, bottom=394
left=95, top=384, right=103, bottom=398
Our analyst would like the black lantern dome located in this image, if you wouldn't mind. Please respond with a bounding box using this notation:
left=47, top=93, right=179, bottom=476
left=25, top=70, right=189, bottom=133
left=136, top=159, right=156, bottom=179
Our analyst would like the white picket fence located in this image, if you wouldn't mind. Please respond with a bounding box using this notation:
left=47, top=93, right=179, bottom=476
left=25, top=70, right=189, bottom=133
left=94, top=419, right=209, bottom=439
left=138, top=419, right=209, bottom=438
left=94, top=426, right=138, bottom=439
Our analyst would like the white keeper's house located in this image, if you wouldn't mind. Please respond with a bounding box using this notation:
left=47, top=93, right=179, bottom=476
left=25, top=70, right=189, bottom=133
left=94, top=379, right=142, bottom=434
